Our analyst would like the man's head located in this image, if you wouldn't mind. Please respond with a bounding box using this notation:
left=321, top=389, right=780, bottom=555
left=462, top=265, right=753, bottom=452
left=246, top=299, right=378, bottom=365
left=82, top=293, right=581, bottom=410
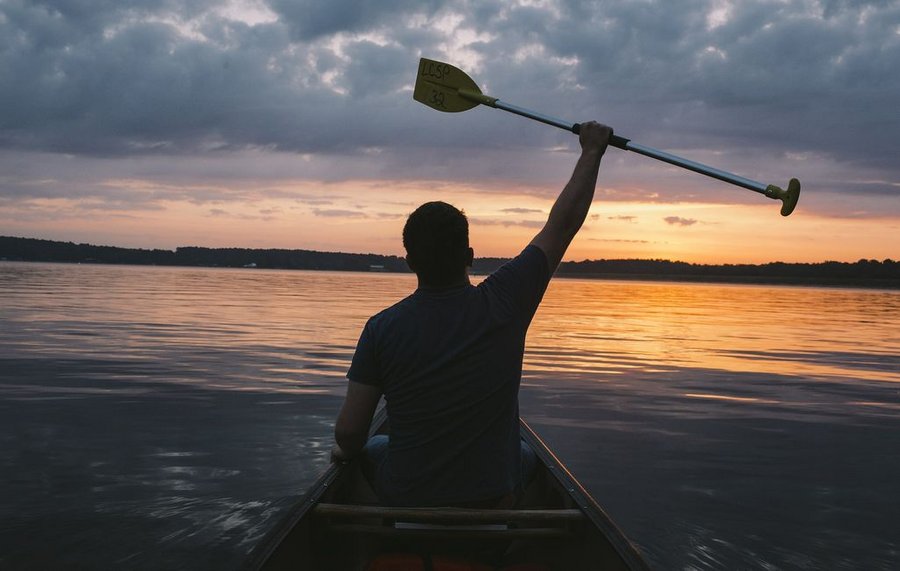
left=403, top=201, right=474, bottom=286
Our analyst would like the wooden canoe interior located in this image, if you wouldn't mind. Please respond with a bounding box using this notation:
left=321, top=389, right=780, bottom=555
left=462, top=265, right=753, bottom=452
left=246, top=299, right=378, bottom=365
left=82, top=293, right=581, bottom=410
left=251, top=412, right=646, bottom=571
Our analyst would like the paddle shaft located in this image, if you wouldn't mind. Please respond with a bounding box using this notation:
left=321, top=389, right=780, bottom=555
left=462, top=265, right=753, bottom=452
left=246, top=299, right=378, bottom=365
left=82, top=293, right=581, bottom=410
left=493, top=99, right=770, bottom=196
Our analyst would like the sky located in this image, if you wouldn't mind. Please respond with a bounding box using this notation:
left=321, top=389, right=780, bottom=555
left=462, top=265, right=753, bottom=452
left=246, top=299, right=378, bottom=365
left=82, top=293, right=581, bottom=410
left=1, top=0, right=898, bottom=264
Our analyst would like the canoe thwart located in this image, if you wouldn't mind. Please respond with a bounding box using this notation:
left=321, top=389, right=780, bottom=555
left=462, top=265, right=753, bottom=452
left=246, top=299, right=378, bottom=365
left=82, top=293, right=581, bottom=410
left=313, top=503, right=586, bottom=524
left=323, top=523, right=574, bottom=540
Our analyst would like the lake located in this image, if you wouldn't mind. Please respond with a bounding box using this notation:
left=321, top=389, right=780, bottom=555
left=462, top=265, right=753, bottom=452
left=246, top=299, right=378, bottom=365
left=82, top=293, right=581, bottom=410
left=1, top=261, right=898, bottom=570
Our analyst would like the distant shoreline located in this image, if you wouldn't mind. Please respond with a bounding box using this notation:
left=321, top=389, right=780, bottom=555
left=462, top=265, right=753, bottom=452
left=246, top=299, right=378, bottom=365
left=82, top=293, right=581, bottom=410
left=2, top=236, right=898, bottom=290
left=551, top=271, right=900, bottom=290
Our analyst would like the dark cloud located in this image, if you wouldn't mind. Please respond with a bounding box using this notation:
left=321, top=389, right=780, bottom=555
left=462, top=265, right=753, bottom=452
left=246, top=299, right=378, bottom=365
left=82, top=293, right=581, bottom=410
left=501, top=207, right=543, bottom=214
left=481, top=0, right=900, bottom=178
left=267, top=0, right=443, bottom=41
left=0, top=1, right=426, bottom=156
left=608, top=215, right=637, bottom=223
left=664, top=216, right=699, bottom=226
left=0, top=0, right=897, bottom=210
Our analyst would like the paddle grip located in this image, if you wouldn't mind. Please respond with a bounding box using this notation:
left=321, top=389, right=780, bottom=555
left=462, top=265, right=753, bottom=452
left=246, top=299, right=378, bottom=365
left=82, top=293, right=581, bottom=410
left=571, top=123, right=630, bottom=149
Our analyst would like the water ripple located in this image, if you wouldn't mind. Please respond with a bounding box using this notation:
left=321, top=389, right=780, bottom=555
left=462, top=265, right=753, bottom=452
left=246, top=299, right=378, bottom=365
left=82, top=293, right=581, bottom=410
left=2, top=262, right=898, bottom=570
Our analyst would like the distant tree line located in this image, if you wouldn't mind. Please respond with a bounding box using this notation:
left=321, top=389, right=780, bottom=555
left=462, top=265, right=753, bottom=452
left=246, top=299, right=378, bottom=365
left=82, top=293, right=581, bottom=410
left=0, top=236, right=408, bottom=272
left=555, top=258, right=900, bottom=283
left=2, top=236, right=897, bottom=287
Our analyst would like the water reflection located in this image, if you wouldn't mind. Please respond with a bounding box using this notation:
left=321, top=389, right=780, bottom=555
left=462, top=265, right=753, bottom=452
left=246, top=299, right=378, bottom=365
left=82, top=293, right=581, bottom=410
left=683, top=392, right=781, bottom=404
left=1, top=262, right=898, bottom=569
left=530, top=277, right=900, bottom=384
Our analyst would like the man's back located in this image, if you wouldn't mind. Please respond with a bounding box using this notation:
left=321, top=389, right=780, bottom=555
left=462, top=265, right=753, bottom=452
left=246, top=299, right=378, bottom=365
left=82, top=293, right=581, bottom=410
left=332, top=121, right=612, bottom=508
left=348, top=246, right=549, bottom=506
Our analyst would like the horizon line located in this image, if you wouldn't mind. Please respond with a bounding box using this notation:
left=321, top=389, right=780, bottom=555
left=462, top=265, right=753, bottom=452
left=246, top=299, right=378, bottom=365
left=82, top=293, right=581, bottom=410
left=1, top=235, right=896, bottom=267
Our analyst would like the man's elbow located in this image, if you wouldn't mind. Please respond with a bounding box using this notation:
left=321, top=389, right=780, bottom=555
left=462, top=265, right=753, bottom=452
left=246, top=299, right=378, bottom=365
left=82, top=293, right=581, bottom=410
left=334, top=423, right=367, bottom=456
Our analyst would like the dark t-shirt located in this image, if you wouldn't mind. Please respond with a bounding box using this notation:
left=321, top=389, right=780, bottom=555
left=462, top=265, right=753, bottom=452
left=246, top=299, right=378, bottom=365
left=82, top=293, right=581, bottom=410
left=347, top=245, right=551, bottom=506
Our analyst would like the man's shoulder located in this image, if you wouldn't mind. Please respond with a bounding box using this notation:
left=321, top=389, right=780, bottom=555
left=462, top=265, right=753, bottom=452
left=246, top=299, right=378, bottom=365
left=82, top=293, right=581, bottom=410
left=474, top=245, right=551, bottom=317
left=479, top=245, right=550, bottom=288
left=512, top=244, right=549, bottom=271
left=366, top=292, right=418, bottom=331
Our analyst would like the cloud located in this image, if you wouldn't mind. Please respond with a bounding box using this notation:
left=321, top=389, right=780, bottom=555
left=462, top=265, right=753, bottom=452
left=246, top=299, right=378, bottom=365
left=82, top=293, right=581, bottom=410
left=205, top=207, right=272, bottom=220
left=267, top=0, right=444, bottom=41
left=664, top=216, right=698, bottom=226
left=501, top=207, right=543, bottom=214
left=3, top=1, right=897, bottom=162
left=312, top=208, right=367, bottom=218
left=470, top=217, right=544, bottom=229
left=0, top=0, right=898, bottom=216
left=590, top=238, right=651, bottom=244
left=608, top=215, right=637, bottom=223
left=371, top=211, right=404, bottom=219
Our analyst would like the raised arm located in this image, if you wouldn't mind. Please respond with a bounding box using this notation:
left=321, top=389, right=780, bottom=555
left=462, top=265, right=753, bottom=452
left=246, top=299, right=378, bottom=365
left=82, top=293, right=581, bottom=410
left=529, top=121, right=612, bottom=272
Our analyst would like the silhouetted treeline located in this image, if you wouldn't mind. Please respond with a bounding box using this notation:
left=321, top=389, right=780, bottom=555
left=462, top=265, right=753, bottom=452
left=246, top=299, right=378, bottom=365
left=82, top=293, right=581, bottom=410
left=173, top=246, right=408, bottom=272
left=0, top=236, right=407, bottom=272
left=2, top=236, right=897, bottom=287
left=554, top=258, right=900, bottom=286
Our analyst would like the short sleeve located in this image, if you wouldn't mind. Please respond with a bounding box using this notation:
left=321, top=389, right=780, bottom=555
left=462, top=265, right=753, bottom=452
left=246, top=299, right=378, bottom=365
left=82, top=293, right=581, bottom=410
left=347, top=320, right=382, bottom=386
left=478, top=245, right=551, bottom=319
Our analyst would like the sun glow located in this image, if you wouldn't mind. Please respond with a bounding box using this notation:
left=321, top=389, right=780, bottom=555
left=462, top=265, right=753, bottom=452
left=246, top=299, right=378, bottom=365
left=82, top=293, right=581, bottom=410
left=3, top=173, right=897, bottom=264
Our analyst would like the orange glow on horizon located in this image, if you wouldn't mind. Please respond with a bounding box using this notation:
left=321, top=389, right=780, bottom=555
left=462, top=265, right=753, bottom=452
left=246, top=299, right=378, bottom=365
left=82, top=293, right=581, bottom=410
left=2, top=178, right=897, bottom=265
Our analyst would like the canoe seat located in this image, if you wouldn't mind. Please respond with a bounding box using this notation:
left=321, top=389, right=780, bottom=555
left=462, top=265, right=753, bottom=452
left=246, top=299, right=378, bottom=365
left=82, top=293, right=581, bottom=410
left=312, top=503, right=584, bottom=539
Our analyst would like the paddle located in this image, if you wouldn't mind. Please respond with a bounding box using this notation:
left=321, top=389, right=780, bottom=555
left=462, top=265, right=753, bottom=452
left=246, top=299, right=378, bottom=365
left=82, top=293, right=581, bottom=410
left=413, top=58, right=801, bottom=216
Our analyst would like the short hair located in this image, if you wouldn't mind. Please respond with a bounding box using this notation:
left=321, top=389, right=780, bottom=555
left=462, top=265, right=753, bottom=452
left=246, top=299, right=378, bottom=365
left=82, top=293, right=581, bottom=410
left=403, top=201, right=470, bottom=285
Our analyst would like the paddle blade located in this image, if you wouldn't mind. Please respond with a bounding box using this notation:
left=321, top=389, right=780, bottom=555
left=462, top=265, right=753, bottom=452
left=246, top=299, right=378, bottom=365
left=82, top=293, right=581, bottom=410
left=414, top=58, right=486, bottom=113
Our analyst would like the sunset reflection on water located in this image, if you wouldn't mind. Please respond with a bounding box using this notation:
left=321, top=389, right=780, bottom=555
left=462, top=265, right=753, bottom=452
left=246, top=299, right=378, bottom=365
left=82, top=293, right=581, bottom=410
left=1, top=262, right=898, bottom=569
left=529, top=277, right=899, bottom=384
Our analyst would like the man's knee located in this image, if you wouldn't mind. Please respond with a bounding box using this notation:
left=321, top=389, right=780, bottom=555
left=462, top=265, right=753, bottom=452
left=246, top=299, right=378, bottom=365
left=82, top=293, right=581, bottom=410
left=361, top=435, right=389, bottom=484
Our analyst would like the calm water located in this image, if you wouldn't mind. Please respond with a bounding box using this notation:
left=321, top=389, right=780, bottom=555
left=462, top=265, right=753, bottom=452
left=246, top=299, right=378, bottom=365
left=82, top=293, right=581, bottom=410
left=1, top=262, right=898, bottom=570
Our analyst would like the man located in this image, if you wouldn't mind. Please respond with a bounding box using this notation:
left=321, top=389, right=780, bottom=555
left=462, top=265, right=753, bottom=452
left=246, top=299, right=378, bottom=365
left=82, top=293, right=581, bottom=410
left=332, top=121, right=612, bottom=507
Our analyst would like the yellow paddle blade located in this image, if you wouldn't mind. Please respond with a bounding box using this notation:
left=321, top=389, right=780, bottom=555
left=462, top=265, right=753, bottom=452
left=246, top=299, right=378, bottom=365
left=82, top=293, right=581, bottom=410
left=413, top=58, right=497, bottom=113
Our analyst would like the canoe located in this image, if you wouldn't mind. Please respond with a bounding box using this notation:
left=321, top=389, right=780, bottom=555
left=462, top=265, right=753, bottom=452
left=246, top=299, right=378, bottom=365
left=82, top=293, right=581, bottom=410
left=244, top=409, right=650, bottom=570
